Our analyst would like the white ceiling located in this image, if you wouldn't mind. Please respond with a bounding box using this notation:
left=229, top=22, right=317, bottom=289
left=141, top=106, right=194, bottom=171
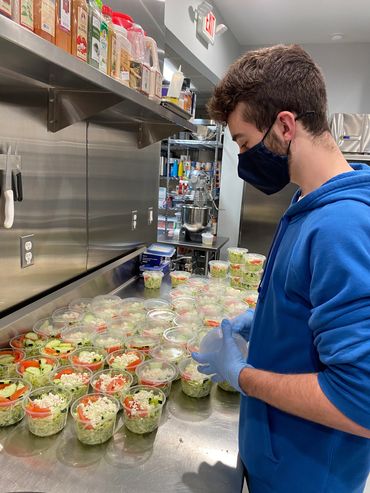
left=213, top=0, right=370, bottom=46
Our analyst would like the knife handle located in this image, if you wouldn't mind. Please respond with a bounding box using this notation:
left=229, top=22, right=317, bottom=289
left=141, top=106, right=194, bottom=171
left=4, top=189, right=14, bottom=229
left=11, top=170, right=18, bottom=202
left=16, top=172, right=23, bottom=202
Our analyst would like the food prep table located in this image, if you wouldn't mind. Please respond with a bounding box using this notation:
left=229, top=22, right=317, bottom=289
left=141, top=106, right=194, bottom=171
left=157, top=235, right=230, bottom=275
left=0, top=278, right=244, bottom=493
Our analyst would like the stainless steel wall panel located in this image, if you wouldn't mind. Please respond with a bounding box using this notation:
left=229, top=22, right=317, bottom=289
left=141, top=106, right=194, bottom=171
left=87, top=122, right=159, bottom=269
left=0, top=91, right=87, bottom=313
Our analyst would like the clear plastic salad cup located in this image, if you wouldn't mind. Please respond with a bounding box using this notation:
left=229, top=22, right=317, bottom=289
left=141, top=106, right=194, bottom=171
left=170, top=270, right=191, bottom=288
left=223, top=298, right=249, bottom=318
left=227, top=247, right=248, bottom=264
left=187, top=276, right=209, bottom=293
left=92, top=331, right=125, bottom=354
left=17, top=356, right=59, bottom=389
left=0, top=348, right=25, bottom=378
left=162, top=326, right=195, bottom=349
left=229, top=263, right=245, bottom=277
left=240, top=290, right=259, bottom=308
left=69, top=347, right=106, bottom=373
left=109, top=316, right=137, bottom=338
left=49, top=365, right=92, bottom=402
left=178, top=357, right=212, bottom=398
left=80, top=312, right=109, bottom=333
left=90, top=296, right=122, bottom=321
left=52, top=307, right=83, bottom=329
left=0, top=378, right=31, bottom=427
left=125, top=335, right=159, bottom=359
left=186, top=329, right=209, bottom=354
left=171, top=296, right=196, bottom=315
left=68, top=298, right=93, bottom=313
left=135, top=360, right=177, bottom=397
left=209, top=260, right=229, bottom=279
left=33, top=317, right=65, bottom=338
left=149, top=344, right=188, bottom=367
left=71, top=393, right=119, bottom=445
left=243, top=270, right=263, bottom=284
left=119, top=298, right=146, bottom=317
left=61, top=325, right=96, bottom=348
left=122, top=385, right=166, bottom=434
left=144, top=298, right=171, bottom=312
left=106, top=349, right=145, bottom=384
left=24, top=386, right=71, bottom=436
left=10, top=332, right=46, bottom=356
left=230, top=276, right=244, bottom=289
left=143, top=271, right=164, bottom=290
left=244, top=253, right=266, bottom=272
left=217, top=381, right=238, bottom=393
left=90, top=369, right=133, bottom=402
left=147, top=309, right=176, bottom=329
left=40, top=339, right=77, bottom=366
left=173, top=313, right=202, bottom=329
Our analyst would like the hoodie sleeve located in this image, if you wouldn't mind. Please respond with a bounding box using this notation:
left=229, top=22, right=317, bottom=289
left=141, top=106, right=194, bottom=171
left=308, top=203, right=370, bottom=429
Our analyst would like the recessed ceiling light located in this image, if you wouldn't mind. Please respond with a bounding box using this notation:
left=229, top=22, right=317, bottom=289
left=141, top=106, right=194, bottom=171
left=331, top=33, right=344, bottom=41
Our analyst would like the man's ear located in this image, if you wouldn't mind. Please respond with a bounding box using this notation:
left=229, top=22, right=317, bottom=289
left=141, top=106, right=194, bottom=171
left=276, top=111, right=296, bottom=142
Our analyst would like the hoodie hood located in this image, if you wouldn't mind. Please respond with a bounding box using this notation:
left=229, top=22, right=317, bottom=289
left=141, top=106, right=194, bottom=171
left=286, top=164, right=370, bottom=218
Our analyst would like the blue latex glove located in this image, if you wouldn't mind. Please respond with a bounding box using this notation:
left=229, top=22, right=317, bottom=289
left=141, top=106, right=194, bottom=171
left=192, top=319, right=251, bottom=393
left=228, top=308, right=254, bottom=341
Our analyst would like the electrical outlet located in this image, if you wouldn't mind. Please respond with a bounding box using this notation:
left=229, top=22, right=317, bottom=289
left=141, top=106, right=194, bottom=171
left=131, top=210, right=138, bottom=231
left=20, top=234, right=34, bottom=268
left=148, top=207, right=154, bottom=225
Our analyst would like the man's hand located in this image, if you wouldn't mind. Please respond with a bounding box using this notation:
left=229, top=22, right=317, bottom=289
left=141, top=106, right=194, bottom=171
left=228, top=308, right=254, bottom=341
left=192, top=319, right=250, bottom=393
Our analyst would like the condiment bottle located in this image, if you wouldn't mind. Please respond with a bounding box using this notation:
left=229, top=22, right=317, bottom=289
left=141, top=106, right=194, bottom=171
left=0, top=0, right=12, bottom=18
left=71, top=0, right=88, bottom=61
left=56, top=0, right=72, bottom=53
left=112, top=14, right=131, bottom=86
left=102, top=5, right=114, bottom=76
left=34, top=0, right=56, bottom=43
left=167, top=65, right=184, bottom=103
left=12, top=0, right=34, bottom=29
left=88, top=0, right=101, bottom=69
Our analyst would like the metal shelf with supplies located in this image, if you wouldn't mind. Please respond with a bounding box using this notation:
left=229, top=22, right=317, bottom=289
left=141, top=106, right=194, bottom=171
left=158, top=122, right=224, bottom=273
left=0, top=16, right=196, bottom=148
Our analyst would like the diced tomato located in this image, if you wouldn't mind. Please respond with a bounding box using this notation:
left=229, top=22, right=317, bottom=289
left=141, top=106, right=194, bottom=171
left=106, top=345, right=122, bottom=354
left=250, top=259, right=262, bottom=265
left=106, top=376, right=127, bottom=393
left=44, top=347, right=57, bottom=355
left=140, top=378, right=166, bottom=389
left=9, top=386, right=28, bottom=400
left=54, top=368, right=74, bottom=380
left=80, top=395, right=100, bottom=406
left=123, top=396, right=148, bottom=417
left=77, top=405, right=93, bottom=430
left=205, top=320, right=220, bottom=327
left=20, top=360, right=40, bottom=372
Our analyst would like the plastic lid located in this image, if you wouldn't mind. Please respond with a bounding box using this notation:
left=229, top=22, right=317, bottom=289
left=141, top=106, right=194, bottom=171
left=113, top=11, right=133, bottom=29
left=199, top=328, right=248, bottom=357
left=102, top=5, right=112, bottom=16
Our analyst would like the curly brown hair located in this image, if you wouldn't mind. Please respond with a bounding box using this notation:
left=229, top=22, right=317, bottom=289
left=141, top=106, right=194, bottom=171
left=207, top=44, right=329, bottom=136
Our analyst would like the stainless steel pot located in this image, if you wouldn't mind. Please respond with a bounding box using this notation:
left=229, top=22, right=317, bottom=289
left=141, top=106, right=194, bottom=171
left=181, top=205, right=210, bottom=232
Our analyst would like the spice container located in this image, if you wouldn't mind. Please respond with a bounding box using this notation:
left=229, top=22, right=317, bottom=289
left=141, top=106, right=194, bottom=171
left=102, top=5, right=115, bottom=76
left=56, top=0, right=71, bottom=52
left=88, top=0, right=101, bottom=69
left=34, top=0, right=56, bottom=43
left=112, top=14, right=131, bottom=86
left=71, top=0, right=88, bottom=61
left=12, top=0, right=33, bottom=29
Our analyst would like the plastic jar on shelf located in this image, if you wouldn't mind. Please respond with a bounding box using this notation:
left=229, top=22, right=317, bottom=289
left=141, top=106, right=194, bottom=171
left=56, top=0, right=72, bottom=53
left=71, top=0, right=88, bottom=61
left=112, top=15, right=131, bottom=86
left=88, top=0, right=101, bottom=69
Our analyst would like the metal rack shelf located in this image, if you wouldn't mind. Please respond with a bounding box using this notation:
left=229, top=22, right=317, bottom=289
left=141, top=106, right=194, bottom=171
left=0, top=16, right=196, bottom=148
left=165, top=139, right=223, bottom=149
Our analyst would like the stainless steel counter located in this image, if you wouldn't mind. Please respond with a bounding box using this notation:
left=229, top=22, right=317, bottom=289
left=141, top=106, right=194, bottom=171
left=0, top=278, right=243, bottom=493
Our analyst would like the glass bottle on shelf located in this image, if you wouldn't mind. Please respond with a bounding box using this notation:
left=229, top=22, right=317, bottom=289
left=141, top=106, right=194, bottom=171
left=71, top=0, right=88, bottom=61
left=56, top=0, right=72, bottom=53
left=88, top=0, right=101, bottom=69
left=34, top=0, right=56, bottom=43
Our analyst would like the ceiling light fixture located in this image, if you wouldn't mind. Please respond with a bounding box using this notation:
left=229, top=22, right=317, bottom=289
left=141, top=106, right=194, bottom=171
left=331, top=33, right=344, bottom=41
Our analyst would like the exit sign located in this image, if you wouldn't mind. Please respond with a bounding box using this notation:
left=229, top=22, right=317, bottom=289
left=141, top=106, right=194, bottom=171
left=197, top=10, right=216, bottom=45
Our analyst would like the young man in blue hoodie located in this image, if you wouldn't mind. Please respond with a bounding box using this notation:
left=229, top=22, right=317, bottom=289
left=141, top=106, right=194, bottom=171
left=193, top=45, right=370, bottom=492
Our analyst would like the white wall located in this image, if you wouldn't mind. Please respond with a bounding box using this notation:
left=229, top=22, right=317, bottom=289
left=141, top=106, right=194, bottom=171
left=217, top=127, right=243, bottom=259
left=165, top=0, right=241, bottom=84
left=240, top=42, right=370, bottom=115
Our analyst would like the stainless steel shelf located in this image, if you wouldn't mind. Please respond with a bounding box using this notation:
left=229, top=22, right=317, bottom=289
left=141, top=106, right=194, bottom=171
left=167, top=139, right=223, bottom=149
left=0, top=16, right=196, bottom=147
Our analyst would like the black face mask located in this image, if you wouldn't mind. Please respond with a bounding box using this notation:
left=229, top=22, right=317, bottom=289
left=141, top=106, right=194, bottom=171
left=237, top=112, right=315, bottom=195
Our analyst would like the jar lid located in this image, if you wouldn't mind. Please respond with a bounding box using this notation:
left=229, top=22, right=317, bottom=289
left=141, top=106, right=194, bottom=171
left=102, top=5, right=113, bottom=16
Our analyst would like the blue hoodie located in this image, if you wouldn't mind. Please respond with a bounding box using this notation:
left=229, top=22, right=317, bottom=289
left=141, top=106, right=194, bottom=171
left=240, top=164, right=370, bottom=493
